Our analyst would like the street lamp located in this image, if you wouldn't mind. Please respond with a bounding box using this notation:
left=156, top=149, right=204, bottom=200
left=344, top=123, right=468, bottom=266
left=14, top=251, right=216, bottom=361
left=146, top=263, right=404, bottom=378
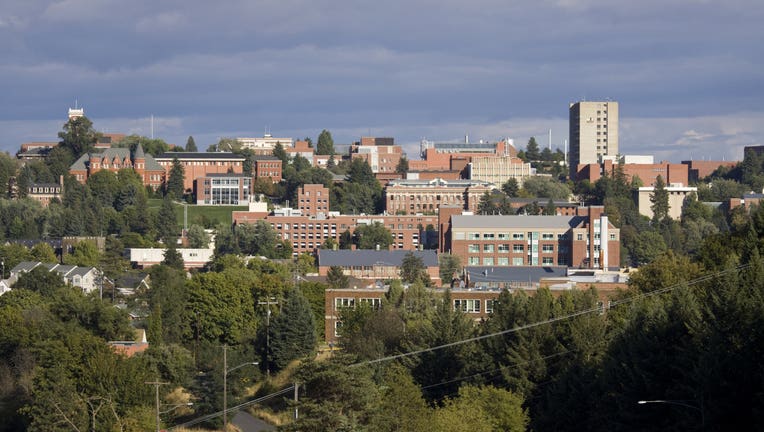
left=222, top=344, right=259, bottom=428
left=638, top=399, right=705, bottom=429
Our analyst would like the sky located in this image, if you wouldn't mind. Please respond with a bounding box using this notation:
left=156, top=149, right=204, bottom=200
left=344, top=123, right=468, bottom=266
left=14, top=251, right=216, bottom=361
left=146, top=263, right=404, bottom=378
left=1, top=0, right=762, bottom=162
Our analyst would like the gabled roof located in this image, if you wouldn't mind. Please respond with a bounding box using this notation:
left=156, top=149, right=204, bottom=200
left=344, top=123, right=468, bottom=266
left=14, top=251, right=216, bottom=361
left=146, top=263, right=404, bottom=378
left=451, top=215, right=583, bottom=230
left=318, top=249, right=439, bottom=268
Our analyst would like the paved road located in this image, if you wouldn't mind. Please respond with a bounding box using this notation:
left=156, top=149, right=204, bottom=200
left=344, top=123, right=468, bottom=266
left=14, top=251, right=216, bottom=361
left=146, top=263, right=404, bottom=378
left=232, top=410, right=276, bottom=432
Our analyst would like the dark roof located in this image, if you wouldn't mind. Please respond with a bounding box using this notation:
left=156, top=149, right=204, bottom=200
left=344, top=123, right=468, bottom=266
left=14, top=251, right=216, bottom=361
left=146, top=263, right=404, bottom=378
left=155, top=152, right=245, bottom=160
left=466, top=266, right=568, bottom=283
left=318, top=249, right=439, bottom=268
left=204, top=173, right=250, bottom=178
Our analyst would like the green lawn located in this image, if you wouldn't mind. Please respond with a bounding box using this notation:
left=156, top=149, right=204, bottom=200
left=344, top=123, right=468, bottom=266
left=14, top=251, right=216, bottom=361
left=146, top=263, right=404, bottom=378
left=148, top=199, right=247, bottom=227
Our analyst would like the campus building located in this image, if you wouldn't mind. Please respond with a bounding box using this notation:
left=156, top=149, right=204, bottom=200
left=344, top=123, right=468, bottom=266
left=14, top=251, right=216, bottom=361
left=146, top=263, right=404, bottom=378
left=194, top=173, right=252, bottom=205
left=236, top=134, right=293, bottom=155
left=69, top=145, right=165, bottom=189
left=252, top=156, right=283, bottom=183
left=384, top=178, right=494, bottom=215
left=155, top=152, right=246, bottom=191
left=576, top=156, right=689, bottom=187
left=570, top=101, right=619, bottom=179
left=442, top=206, right=620, bottom=270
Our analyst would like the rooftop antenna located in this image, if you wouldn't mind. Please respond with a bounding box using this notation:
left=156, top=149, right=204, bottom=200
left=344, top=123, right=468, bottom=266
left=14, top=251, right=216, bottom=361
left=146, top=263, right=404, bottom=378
left=150, top=115, right=154, bottom=139
left=549, top=129, right=552, bottom=150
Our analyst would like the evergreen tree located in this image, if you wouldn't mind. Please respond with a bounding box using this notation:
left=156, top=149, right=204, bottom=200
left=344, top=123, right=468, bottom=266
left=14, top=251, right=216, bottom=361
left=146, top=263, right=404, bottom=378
left=400, top=252, right=427, bottom=284
left=165, top=157, right=185, bottom=198
left=316, top=129, right=335, bottom=155
left=269, top=287, right=316, bottom=371
left=650, top=175, right=670, bottom=223
left=157, top=196, right=179, bottom=244
left=502, top=178, right=519, bottom=197
left=185, top=136, right=197, bottom=152
left=327, top=266, right=349, bottom=289
left=162, top=245, right=184, bottom=270
left=544, top=198, right=557, bottom=215
left=525, top=137, right=541, bottom=161
left=272, top=142, right=289, bottom=165
left=396, top=156, right=410, bottom=175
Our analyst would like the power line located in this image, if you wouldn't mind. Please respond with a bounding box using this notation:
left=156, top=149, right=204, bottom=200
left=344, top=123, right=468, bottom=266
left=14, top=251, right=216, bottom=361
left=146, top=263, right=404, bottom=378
left=351, top=264, right=748, bottom=368
left=169, top=386, right=295, bottom=430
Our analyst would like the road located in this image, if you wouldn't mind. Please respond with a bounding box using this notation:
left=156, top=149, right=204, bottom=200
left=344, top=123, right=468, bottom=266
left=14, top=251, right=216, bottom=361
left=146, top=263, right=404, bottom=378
left=231, top=410, right=276, bottom=432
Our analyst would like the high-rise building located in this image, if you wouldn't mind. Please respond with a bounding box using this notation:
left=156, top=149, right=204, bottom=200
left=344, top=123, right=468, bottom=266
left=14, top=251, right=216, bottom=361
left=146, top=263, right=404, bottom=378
left=569, top=101, right=619, bottom=179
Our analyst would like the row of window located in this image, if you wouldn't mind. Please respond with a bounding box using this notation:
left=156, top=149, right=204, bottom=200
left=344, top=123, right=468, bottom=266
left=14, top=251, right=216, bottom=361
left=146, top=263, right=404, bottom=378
left=334, top=298, right=496, bottom=315
left=467, top=232, right=563, bottom=240
left=467, top=256, right=559, bottom=266
left=467, top=244, right=564, bottom=253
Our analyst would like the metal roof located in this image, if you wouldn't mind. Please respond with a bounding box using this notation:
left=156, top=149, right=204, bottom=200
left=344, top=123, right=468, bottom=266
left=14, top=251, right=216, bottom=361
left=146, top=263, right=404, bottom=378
left=450, top=215, right=583, bottom=230
left=318, top=249, right=439, bottom=268
left=466, top=266, right=568, bottom=283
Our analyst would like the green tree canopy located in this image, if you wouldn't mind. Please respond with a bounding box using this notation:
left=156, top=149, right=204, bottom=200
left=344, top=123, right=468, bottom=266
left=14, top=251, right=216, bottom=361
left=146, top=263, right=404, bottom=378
left=353, top=222, right=393, bottom=249
left=316, top=129, right=335, bottom=155
left=185, top=135, right=197, bottom=152
left=269, top=287, right=316, bottom=371
left=58, top=115, right=102, bottom=158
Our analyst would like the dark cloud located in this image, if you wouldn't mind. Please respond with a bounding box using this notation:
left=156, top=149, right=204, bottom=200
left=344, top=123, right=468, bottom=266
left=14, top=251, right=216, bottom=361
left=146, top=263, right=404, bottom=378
left=1, top=0, right=762, bottom=161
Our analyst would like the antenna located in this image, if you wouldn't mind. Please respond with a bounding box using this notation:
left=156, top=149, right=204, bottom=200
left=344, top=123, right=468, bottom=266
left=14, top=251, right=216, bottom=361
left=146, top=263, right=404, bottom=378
left=150, top=115, right=154, bottom=139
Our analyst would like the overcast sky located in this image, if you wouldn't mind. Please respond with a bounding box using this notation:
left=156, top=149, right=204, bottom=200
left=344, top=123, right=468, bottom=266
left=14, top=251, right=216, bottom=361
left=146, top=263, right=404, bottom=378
left=1, top=0, right=762, bottom=162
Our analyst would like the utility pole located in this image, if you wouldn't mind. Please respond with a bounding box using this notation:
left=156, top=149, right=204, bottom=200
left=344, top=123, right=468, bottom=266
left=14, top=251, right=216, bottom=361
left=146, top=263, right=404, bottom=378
left=145, top=379, right=167, bottom=432
left=223, top=344, right=227, bottom=429
left=294, top=382, right=299, bottom=420
left=258, top=298, right=279, bottom=378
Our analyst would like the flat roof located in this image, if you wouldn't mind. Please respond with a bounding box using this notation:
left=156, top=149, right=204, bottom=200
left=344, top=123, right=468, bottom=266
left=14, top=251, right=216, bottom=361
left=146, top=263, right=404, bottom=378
left=451, top=214, right=582, bottom=230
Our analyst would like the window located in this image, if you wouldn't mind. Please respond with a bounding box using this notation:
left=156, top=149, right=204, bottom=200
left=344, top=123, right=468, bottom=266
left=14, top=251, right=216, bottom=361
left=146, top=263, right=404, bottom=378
left=486, top=299, right=496, bottom=314
left=498, top=257, right=509, bottom=266
left=468, top=244, right=480, bottom=253
left=454, top=299, right=481, bottom=313
left=483, top=257, right=494, bottom=266
left=335, top=298, right=355, bottom=310
left=577, top=233, right=583, bottom=241
left=469, top=233, right=481, bottom=240
left=483, top=233, right=495, bottom=239
left=483, top=244, right=494, bottom=253
left=334, top=321, right=343, bottom=337
left=542, top=233, right=554, bottom=240
left=360, top=298, right=382, bottom=310
left=542, top=244, right=554, bottom=253
left=512, top=257, right=524, bottom=266
left=498, top=233, right=509, bottom=240
left=610, top=233, right=616, bottom=240
left=513, top=244, right=524, bottom=253
left=469, top=257, right=479, bottom=265
left=512, top=233, right=524, bottom=240
left=498, top=244, right=510, bottom=253
left=542, top=257, right=554, bottom=265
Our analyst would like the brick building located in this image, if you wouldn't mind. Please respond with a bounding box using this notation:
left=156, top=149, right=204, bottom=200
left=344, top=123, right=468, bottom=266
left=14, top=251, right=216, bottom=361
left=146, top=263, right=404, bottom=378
left=350, top=137, right=404, bottom=175
left=69, top=145, right=165, bottom=189
left=577, top=158, right=689, bottom=187
left=468, top=155, right=534, bottom=187
left=384, top=178, right=494, bottom=215
left=252, top=156, right=283, bottom=182
left=410, top=138, right=518, bottom=172
left=317, top=249, right=440, bottom=283
left=155, top=152, right=246, bottom=191
left=297, top=184, right=330, bottom=216
left=443, top=206, right=620, bottom=270
left=26, top=176, right=64, bottom=207
left=681, top=160, right=738, bottom=182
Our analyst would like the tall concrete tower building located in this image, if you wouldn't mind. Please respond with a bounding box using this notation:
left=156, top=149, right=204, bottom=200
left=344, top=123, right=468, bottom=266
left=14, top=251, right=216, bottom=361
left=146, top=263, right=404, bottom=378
left=569, top=101, right=619, bottom=179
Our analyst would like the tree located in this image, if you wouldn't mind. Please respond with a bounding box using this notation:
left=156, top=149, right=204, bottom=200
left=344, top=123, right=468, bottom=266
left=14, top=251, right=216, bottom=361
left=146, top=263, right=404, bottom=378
left=316, top=129, right=335, bottom=155
left=116, top=135, right=170, bottom=157
left=216, top=137, right=241, bottom=152
left=63, top=240, right=100, bottom=267
left=521, top=176, right=572, bottom=200
left=58, top=115, right=102, bottom=158
left=400, top=252, right=428, bottom=285
left=162, top=246, right=184, bottom=270
left=354, top=222, right=393, bottom=249
left=525, top=137, right=541, bottom=161
left=186, top=224, right=210, bottom=248
left=439, top=253, right=462, bottom=286
left=326, top=266, right=349, bottom=289
left=269, top=287, right=316, bottom=370
left=502, top=178, right=519, bottom=197
left=30, top=242, right=58, bottom=263
left=272, top=142, right=289, bottom=165
left=185, top=136, right=197, bottom=152
left=544, top=198, right=557, bottom=215
left=13, top=266, right=66, bottom=296
left=165, top=157, right=185, bottom=198
left=396, top=156, right=409, bottom=175
left=156, top=196, right=179, bottom=244
left=650, top=175, right=670, bottom=223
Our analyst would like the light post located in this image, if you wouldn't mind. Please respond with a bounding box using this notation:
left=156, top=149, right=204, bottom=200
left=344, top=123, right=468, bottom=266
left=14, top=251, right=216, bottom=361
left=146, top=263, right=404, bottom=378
left=222, top=344, right=258, bottom=429
left=638, top=399, right=705, bottom=429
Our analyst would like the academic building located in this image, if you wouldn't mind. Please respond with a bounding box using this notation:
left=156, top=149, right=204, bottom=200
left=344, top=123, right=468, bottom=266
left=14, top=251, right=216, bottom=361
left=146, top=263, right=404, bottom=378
left=154, top=152, right=246, bottom=191
left=570, top=101, right=619, bottom=179
left=384, top=178, right=494, bottom=215
left=442, top=206, right=620, bottom=270
left=69, top=145, right=165, bottom=189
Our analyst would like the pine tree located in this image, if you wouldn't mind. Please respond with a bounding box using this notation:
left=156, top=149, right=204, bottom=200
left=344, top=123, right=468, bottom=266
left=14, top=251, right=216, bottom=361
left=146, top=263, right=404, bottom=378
left=317, top=129, right=335, bottom=155
left=269, top=287, right=316, bottom=370
left=650, top=175, right=670, bottom=222
left=185, top=136, right=197, bottom=152
left=165, top=157, right=185, bottom=199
